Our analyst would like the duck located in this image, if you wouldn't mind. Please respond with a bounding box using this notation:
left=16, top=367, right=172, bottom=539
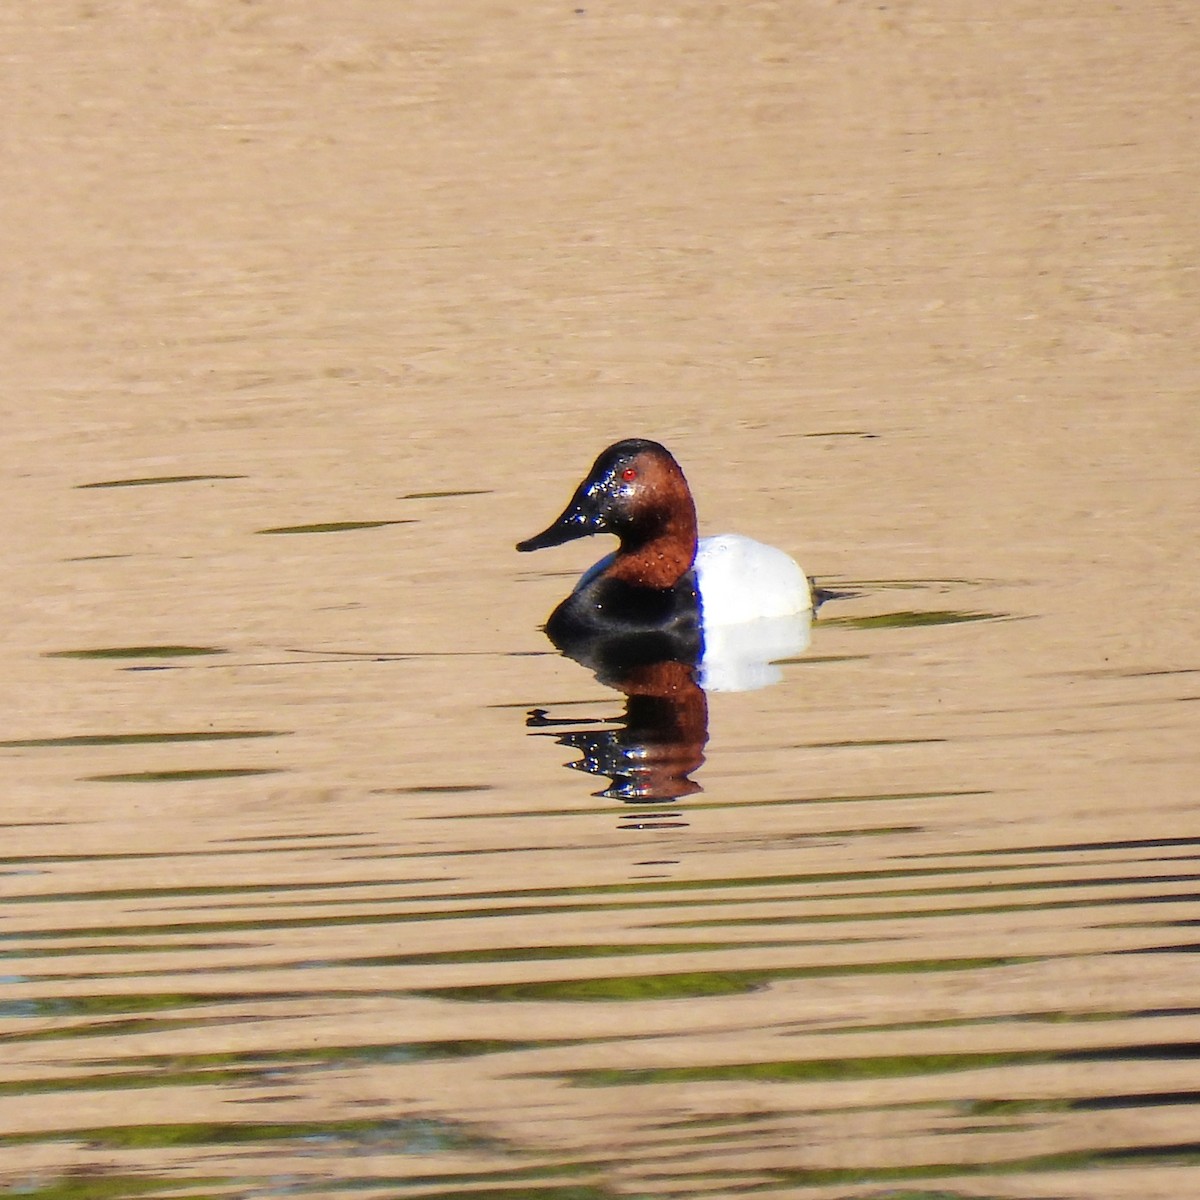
left=516, top=439, right=812, bottom=661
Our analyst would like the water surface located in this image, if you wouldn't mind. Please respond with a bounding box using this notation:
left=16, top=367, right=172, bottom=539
left=3, top=2, right=1197, bottom=1197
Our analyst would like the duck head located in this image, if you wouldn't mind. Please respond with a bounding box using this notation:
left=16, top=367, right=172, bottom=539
left=517, top=438, right=698, bottom=590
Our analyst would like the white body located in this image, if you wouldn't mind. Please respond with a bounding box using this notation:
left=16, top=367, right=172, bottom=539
left=694, top=534, right=812, bottom=626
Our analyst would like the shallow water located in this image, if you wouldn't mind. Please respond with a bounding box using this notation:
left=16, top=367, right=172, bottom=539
left=4, top=2, right=1198, bottom=1198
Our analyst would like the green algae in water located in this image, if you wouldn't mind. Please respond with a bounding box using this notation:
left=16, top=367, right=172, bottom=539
left=553, top=1047, right=1055, bottom=1087
left=255, top=519, right=413, bottom=534
left=43, top=646, right=226, bottom=659
left=416, top=954, right=1027, bottom=1003
left=83, top=768, right=284, bottom=783
left=402, top=488, right=492, bottom=499
left=0, top=1117, right=498, bottom=1152
left=1, top=730, right=285, bottom=749
left=343, top=939, right=786, bottom=968
left=821, top=610, right=1006, bottom=629
left=745, top=1142, right=1200, bottom=1190
left=4, top=1173, right=208, bottom=1199
left=76, top=474, right=247, bottom=489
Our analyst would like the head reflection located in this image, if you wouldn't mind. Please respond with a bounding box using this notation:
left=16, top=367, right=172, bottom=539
left=529, top=656, right=707, bottom=803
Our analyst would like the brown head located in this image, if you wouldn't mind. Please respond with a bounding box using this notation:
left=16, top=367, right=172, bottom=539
left=516, top=439, right=699, bottom=590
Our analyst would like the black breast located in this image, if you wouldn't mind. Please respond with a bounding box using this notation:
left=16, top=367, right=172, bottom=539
left=542, top=571, right=702, bottom=671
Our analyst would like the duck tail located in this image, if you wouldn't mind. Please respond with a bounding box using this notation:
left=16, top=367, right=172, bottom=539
left=811, top=580, right=859, bottom=612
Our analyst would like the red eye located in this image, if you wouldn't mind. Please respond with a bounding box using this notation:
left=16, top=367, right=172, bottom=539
left=621, top=467, right=638, bottom=482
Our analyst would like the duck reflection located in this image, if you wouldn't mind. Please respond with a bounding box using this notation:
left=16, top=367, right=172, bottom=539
left=526, top=608, right=813, bottom=804
left=527, top=632, right=706, bottom=802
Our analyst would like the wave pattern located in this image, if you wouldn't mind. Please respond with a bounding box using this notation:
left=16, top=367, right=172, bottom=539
left=3, top=719, right=1199, bottom=1198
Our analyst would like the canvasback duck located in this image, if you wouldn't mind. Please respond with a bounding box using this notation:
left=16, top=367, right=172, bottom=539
left=517, top=440, right=812, bottom=653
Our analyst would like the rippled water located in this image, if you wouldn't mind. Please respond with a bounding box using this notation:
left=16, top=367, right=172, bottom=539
left=5, top=3, right=1198, bottom=1198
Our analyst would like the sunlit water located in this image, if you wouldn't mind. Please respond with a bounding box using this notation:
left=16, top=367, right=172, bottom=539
left=4, top=3, right=1198, bottom=1199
